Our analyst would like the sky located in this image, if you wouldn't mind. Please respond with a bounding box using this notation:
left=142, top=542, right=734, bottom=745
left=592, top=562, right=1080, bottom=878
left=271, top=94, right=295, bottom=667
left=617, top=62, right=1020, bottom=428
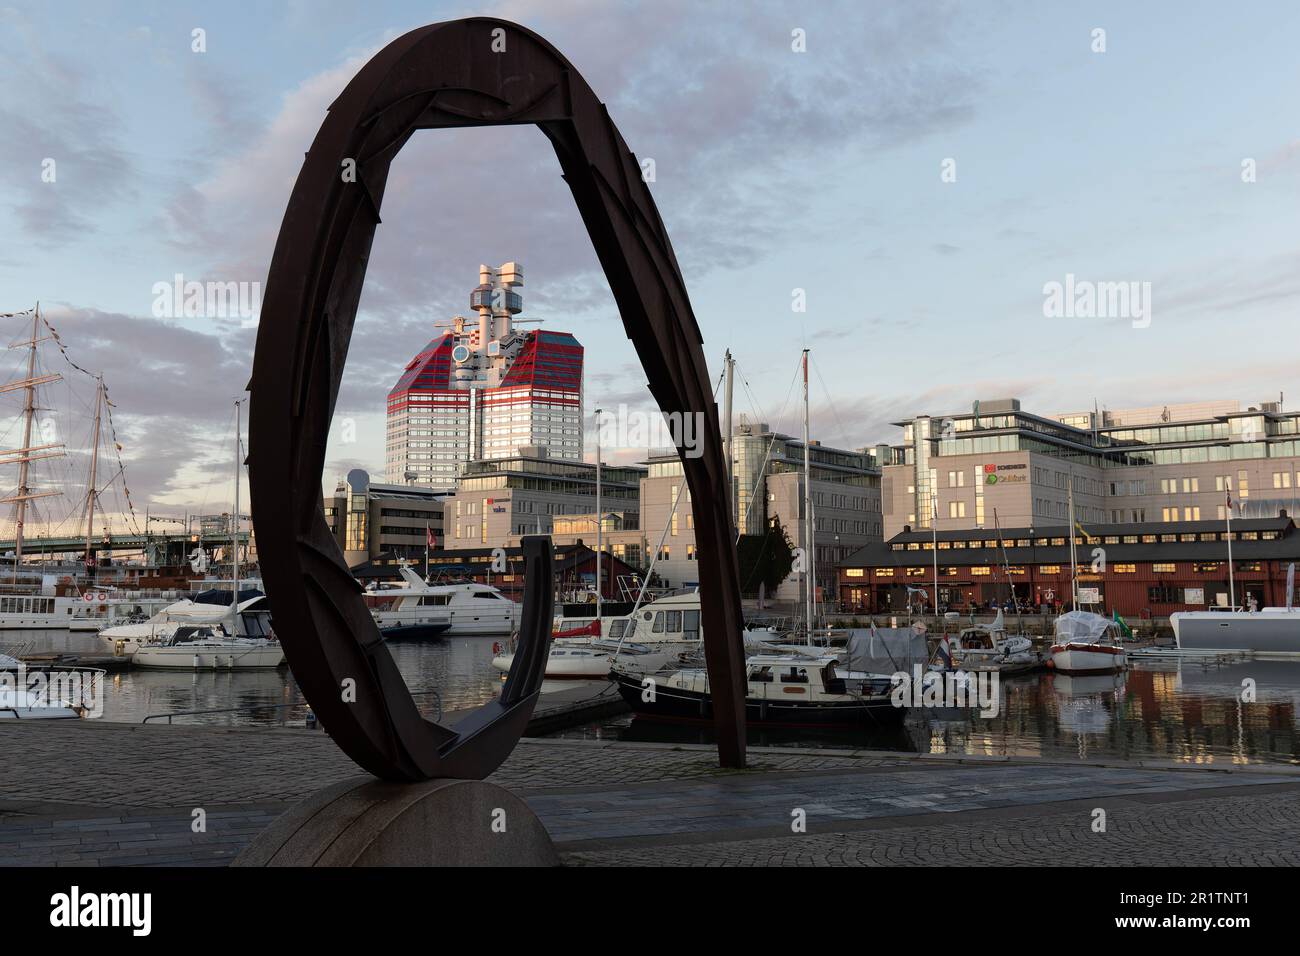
left=0, top=0, right=1297, bottom=533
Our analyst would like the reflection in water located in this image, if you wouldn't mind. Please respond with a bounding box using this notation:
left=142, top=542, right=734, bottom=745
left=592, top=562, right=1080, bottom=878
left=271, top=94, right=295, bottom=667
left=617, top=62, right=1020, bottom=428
left=11, top=629, right=506, bottom=726
left=550, top=663, right=1300, bottom=766
left=13, top=623, right=1300, bottom=766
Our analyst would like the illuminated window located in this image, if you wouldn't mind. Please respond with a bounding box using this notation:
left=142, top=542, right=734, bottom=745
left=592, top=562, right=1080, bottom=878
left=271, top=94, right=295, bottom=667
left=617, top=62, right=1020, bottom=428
left=1152, top=563, right=1176, bottom=573
left=844, top=568, right=865, bottom=578
left=1113, top=564, right=1136, bottom=573
left=970, top=566, right=992, bottom=576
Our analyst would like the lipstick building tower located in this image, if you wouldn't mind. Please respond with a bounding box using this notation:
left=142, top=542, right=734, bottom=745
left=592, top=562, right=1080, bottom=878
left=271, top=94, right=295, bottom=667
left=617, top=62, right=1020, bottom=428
left=385, top=263, right=584, bottom=488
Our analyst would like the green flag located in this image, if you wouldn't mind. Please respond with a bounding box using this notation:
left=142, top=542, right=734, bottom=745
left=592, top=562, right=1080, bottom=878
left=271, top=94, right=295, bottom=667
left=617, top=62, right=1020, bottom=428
left=1112, top=609, right=1134, bottom=640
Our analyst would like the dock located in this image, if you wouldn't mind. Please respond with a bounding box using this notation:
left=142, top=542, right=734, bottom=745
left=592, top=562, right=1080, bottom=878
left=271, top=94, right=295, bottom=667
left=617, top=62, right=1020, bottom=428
left=3, top=720, right=1300, bottom=866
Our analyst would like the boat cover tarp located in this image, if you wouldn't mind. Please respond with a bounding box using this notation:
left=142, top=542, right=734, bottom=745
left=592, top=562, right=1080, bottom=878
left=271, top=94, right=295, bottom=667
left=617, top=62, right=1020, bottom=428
left=845, top=627, right=929, bottom=676
left=192, top=588, right=264, bottom=607
left=1054, top=610, right=1112, bottom=645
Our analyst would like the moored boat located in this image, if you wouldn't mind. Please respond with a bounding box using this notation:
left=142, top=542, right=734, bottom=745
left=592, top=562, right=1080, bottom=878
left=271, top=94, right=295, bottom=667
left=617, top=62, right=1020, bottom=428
left=128, top=624, right=285, bottom=670
left=1048, top=610, right=1127, bottom=675
left=611, top=653, right=903, bottom=727
left=366, top=567, right=517, bottom=637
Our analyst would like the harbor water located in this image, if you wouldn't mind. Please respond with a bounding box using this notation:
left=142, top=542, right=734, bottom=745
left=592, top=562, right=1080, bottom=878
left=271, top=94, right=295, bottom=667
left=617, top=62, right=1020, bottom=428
left=13, top=629, right=1300, bottom=765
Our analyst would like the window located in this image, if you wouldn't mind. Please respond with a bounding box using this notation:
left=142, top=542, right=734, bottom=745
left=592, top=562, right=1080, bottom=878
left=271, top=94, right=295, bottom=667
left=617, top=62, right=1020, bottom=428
left=1183, top=507, right=1200, bottom=521
left=1039, top=565, right=1061, bottom=574
left=970, top=566, right=992, bottom=576
left=844, top=568, right=865, bottom=578
left=949, top=501, right=966, bottom=518
left=875, top=568, right=895, bottom=577
left=1274, top=472, right=1293, bottom=489
left=1193, top=562, right=1221, bottom=573
left=1152, top=563, right=1176, bottom=573
left=1113, top=564, right=1136, bottom=573
left=1182, top=477, right=1199, bottom=493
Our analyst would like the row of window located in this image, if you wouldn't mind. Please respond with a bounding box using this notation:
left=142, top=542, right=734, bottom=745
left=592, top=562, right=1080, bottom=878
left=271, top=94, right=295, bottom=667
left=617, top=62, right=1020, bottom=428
left=890, top=529, right=1281, bottom=551
left=855, top=561, right=1266, bottom=578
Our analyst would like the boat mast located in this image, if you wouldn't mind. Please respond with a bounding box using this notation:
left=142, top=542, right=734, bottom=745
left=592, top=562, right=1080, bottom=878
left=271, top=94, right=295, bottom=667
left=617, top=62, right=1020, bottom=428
left=1226, top=487, right=1236, bottom=609
left=802, top=349, right=814, bottom=640
left=231, top=399, right=241, bottom=634
left=594, top=404, right=602, bottom=622
left=83, top=375, right=103, bottom=579
left=993, top=508, right=1022, bottom=628
left=723, top=349, right=735, bottom=530
left=931, top=492, right=939, bottom=615
left=5, top=305, right=64, bottom=583
left=1068, top=474, right=1078, bottom=608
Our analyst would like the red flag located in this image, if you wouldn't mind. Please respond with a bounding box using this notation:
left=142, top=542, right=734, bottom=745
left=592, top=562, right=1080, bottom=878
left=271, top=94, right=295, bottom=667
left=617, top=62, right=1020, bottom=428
left=426, top=527, right=436, bottom=549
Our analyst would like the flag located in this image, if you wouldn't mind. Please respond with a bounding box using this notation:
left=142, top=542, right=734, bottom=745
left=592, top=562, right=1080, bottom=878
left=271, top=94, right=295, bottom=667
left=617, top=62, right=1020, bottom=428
left=426, top=526, right=436, bottom=550
left=1226, top=489, right=1233, bottom=516
left=1112, top=609, right=1134, bottom=641
left=1075, top=521, right=1095, bottom=545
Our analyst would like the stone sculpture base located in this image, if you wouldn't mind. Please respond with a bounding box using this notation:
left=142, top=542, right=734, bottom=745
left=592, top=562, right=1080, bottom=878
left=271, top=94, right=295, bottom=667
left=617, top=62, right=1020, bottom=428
left=233, top=775, right=559, bottom=867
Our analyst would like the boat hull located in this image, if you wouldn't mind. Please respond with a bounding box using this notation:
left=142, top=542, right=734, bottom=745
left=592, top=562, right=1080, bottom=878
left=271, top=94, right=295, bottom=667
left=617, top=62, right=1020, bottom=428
left=1172, top=610, right=1300, bottom=655
left=611, top=671, right=903, bottom=727
left=130, top=645, right=286, bottom=669
left=380, top=621, right=452, bottom=641
left=1049, top=644, right=1126, bottom=675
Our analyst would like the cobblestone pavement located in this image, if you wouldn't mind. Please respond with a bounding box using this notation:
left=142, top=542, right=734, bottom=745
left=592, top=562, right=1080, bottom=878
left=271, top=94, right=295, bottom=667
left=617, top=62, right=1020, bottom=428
left=562, top=791, right=1300, bottom=866
left=3, top=722, right=1298, bottom=866
left=0, top=722, right=910, bottom=809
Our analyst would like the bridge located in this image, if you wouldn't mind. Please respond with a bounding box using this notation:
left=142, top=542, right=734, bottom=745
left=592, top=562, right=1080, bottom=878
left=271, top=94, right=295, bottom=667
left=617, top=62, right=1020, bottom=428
left=0, top=530, right=252, bottom=561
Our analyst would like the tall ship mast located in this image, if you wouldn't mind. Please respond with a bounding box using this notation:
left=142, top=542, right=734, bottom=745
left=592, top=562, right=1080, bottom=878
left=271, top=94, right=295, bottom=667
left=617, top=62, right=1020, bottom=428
left=1, top=305, right=66, bottom=581
left=1, top=304, right=138, bottom=585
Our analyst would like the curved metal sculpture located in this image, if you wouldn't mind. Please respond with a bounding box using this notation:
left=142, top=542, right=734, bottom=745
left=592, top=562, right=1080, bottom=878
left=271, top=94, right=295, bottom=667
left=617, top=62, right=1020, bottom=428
left=248, top=17, right=747, bottom=780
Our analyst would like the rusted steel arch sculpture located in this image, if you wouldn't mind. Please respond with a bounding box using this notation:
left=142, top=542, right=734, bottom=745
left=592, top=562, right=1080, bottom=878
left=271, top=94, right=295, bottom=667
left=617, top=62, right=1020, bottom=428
left=248, top=17, right=747, bottom=779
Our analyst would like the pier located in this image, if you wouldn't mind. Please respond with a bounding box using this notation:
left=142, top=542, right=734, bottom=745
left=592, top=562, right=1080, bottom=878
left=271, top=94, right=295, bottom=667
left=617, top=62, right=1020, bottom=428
left=4, top=721, right=1300, bottom=867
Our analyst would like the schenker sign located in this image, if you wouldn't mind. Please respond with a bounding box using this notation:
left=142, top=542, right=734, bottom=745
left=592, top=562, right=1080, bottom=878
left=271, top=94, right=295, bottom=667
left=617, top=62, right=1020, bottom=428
left=983, top=463, right=1027, bottom=485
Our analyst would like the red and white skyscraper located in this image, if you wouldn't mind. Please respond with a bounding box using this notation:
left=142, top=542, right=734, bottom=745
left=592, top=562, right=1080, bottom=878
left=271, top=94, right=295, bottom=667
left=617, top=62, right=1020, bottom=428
left=385, top=263, right=584, bottom=488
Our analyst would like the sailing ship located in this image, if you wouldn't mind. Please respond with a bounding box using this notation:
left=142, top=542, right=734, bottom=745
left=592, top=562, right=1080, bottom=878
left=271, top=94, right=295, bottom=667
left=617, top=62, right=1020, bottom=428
left=0, top=304, right=142, bottom=613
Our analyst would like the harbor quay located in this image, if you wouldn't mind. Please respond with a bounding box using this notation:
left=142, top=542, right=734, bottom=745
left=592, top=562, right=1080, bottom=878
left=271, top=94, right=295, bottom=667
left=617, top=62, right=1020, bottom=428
left=4, top=720, right=1300, bottom=868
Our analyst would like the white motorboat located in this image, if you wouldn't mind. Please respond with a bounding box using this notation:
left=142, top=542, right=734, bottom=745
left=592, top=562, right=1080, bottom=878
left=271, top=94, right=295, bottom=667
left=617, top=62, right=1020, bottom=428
left=366, top=567, right=518, bottom=638
left=0, top=653, right=104, bottom=718
left=99, top=589, right=269, bottom=655
left=932, top=609, right=1039, bottom=673
left=1171, top=606, right=1300, bottom=656
left=492, top=590, right=704, bottom=679
left=128, top=624, right=284, bottom=670
left=1048, top=610, right=1127, bottom=675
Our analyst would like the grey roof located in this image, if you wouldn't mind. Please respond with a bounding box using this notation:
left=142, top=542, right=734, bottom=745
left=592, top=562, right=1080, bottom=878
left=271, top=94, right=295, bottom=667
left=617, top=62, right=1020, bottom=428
left=840, top=517, right=1300, bottom=569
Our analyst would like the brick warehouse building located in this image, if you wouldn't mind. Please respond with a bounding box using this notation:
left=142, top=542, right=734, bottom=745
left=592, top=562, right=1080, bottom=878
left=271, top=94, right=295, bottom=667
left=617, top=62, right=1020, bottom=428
left=836, top=514, right=1300, bottom=619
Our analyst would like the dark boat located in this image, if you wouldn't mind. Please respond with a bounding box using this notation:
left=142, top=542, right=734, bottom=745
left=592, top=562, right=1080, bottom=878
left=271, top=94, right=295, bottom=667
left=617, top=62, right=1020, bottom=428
left=380, top=621, right=453, bottom=641
left=611, top=653, right=904, bottom=727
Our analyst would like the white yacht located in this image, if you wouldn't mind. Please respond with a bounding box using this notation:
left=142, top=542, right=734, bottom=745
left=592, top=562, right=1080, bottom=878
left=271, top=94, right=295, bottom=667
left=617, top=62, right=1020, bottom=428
left=491, top=590, right=705, bottom=679
left=366, top=567, right=520, bottom=638
left=99, top=589, right=269, bottom=655
left=1171, top=606, right=1300, bottom=656
left=0, top=653, right=105, bottom=718
left=128, top=623, right=284, bottom=670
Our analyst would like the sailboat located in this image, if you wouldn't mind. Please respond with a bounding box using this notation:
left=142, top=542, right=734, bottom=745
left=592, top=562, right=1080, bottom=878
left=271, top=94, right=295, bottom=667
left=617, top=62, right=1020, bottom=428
left=0, top=305, right=147, bottom=620
left=1046, top=479, right=1126, bottom=675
